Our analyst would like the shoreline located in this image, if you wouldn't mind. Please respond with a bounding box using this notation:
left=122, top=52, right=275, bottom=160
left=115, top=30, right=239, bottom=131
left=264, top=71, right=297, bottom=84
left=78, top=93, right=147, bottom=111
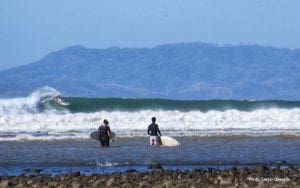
left=1, top=133, right=300, bottom=142
left=0, top=166, right=299, bottom=187
left=1, top=163, right=298, bottom=177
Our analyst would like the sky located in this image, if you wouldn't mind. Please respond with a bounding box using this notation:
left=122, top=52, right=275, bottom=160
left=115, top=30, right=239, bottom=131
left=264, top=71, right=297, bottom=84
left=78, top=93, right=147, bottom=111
left=0, top=0, right=300, bottom=70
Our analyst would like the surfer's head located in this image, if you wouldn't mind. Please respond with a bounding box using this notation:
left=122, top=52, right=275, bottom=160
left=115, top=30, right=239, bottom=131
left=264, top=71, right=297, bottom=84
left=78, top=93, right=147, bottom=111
left=151, top=117, right=156, bottom=123
left=103, top=119, right=109, bottom=125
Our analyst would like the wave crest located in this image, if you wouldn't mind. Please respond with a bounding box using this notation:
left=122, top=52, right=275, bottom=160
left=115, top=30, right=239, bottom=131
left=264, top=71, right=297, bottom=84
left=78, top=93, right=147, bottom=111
left=1, top=86, right=300, bottom=140
left=0, top=109, right=300, bottom=140
left=0, top=86, right=61, bottom=115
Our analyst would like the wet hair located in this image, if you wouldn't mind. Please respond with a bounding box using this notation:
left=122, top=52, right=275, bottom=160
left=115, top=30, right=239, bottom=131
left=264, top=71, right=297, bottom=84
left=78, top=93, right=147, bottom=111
left=103, top=119, right=109, bottom=125
left=151, top=117, right=156, bottom=123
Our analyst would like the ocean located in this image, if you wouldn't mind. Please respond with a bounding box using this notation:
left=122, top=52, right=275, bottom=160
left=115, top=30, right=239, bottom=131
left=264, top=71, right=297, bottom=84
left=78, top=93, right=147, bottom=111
left=0, top=86, right=299, bottom=175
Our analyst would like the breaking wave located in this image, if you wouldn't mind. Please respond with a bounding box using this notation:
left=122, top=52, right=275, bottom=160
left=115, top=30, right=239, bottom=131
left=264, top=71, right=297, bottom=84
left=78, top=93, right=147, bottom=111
left=0, top=87, right=300, bottom=140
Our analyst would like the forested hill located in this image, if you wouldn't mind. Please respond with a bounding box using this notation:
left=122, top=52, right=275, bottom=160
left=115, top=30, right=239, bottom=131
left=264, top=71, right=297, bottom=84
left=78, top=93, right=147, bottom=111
left=1, top=42, right=300, bottom=100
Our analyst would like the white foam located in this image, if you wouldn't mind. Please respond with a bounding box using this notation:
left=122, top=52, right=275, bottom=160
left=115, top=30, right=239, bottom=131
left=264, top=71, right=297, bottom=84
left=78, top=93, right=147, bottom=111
left=0, top=108, right=299, bottom=140
left=1, top=87, right=300, bottom=140
left=0, top=86, right=60, bottom=115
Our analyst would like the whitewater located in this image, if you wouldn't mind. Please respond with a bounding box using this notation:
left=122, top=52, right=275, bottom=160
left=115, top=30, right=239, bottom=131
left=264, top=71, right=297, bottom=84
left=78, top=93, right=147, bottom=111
left=0, top=86, right=300, bottom=141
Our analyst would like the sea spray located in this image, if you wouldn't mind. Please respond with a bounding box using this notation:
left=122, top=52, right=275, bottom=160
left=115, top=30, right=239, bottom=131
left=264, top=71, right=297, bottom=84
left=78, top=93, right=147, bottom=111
left=0, top=86, right=61, bottom=114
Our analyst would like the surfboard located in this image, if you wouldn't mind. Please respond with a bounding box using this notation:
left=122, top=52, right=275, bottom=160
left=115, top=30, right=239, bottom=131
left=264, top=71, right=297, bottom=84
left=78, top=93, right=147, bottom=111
left=158, top=136, right=180, bottom=147
left=52, top=96, right=70, bottom=106
left=90, top=131, right=116, bottom=141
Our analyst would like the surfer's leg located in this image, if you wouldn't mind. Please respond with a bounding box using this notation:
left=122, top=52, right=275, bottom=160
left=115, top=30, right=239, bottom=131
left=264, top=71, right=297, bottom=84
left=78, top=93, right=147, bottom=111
left=105, top=137, right=110, bottom=147
left=100, top=140, right=105, bottom=147
left=150, top=136, right=156, bottom=146
left=154, top=136, right=158, bottom=146
left=100, top=137, right=108, bottom=147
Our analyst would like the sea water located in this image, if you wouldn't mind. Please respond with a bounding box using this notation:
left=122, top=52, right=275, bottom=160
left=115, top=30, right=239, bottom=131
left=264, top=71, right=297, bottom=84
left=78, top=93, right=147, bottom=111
left=0, top=86, right=299, bottom=175
left=0, top=137, right=299, bottom=176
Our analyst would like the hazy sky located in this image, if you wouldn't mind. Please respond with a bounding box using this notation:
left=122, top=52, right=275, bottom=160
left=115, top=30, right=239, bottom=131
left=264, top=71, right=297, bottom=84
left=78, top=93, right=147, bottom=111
left=1, top=0, right=300, bottom=70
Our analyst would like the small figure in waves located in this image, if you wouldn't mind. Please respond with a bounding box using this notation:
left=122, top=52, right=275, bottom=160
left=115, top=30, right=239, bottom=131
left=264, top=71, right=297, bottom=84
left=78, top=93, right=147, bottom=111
left=147, top=117, right=162, bottom=146
left=98, top=119, right=113, bottom=148
left=52, top=95, right=69, bottom=105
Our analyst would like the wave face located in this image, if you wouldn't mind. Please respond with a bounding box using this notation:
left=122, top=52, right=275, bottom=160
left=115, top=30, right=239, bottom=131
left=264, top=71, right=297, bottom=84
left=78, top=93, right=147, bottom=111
left=0, top=87, right=300, bottom=140
left=65, top=98, right=300, bottom=112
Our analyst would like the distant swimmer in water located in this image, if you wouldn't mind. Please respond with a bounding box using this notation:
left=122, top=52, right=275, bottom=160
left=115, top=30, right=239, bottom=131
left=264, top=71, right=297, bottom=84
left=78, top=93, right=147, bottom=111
left=98, top=119, right=113, bottom=148
left=53, top=95, right=63, bottom=102
left=53, top=95, right=69, bottom=105
left=147, top=117, right=162, bottom=146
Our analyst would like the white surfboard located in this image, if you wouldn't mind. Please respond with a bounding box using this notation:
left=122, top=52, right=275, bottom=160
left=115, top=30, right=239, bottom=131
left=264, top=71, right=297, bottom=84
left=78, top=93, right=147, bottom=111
left=53, top=96, right=70, bottom=106
left=159, top=136, right=180, bottom=147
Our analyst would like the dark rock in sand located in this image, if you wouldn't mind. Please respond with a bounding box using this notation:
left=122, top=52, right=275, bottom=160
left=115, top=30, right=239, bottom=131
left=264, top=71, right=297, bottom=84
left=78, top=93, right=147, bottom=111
left=229, top=167, right=238, bottom=176
left=287, top=164, right=298, bottom=172
left=70, top=172, right=81, bottom=177
left=275, top=160, right=287, bottom=170
left=148, top=162, right=163, bottom=170
left=192, top=168, right=203, bottom=173
left=23, top=168, right=43, bottom=174
left=126, top=169, right=137, bottom=173
left=254, top=165, right=269, bottom=173
left=241, top=167, right=250, bottom=174
left=207, top=168, right=216, bottom=173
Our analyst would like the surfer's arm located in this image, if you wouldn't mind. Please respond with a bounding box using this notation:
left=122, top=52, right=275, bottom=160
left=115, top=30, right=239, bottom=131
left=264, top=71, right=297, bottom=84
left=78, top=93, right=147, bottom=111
left=147, top=126, right=151, bottom=135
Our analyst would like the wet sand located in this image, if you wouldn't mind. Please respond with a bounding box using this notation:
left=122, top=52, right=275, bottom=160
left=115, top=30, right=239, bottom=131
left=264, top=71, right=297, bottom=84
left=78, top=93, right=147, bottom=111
left=0, top=165, right=299, bottom=188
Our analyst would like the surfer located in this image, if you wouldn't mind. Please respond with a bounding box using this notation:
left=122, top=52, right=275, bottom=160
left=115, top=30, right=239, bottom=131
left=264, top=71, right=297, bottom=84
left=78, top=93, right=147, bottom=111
left=52, top=95, right=69, bottom=105
left=147, top=117, right=162, bottom=146
left=53, top=95, right=62, bottom=101
left=98, top=119, right=113, bottom=148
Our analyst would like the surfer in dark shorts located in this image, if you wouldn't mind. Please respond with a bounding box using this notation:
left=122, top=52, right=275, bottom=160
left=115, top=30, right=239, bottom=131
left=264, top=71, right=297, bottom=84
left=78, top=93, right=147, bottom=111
left=98, top=119, right=112, bottom=148
left=147, top=117, right=162, bottom=146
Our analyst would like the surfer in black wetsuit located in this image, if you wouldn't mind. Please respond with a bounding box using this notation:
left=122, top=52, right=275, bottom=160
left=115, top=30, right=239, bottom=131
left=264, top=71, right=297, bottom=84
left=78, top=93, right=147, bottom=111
left=147, top=117, right=162, bottom=146
left=98, top=119, right=112, bottom=148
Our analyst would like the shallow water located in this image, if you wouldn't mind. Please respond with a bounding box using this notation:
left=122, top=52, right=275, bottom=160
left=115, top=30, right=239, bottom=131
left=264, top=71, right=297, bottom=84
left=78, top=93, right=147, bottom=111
left=0, top=136, right=299, bottom=176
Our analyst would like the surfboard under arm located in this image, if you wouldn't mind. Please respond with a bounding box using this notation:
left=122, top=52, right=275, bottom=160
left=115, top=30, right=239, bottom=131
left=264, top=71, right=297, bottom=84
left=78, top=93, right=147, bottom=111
left=159, top=136, right=180, bottom=147
left=90, top=131, right=116, bottom=141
